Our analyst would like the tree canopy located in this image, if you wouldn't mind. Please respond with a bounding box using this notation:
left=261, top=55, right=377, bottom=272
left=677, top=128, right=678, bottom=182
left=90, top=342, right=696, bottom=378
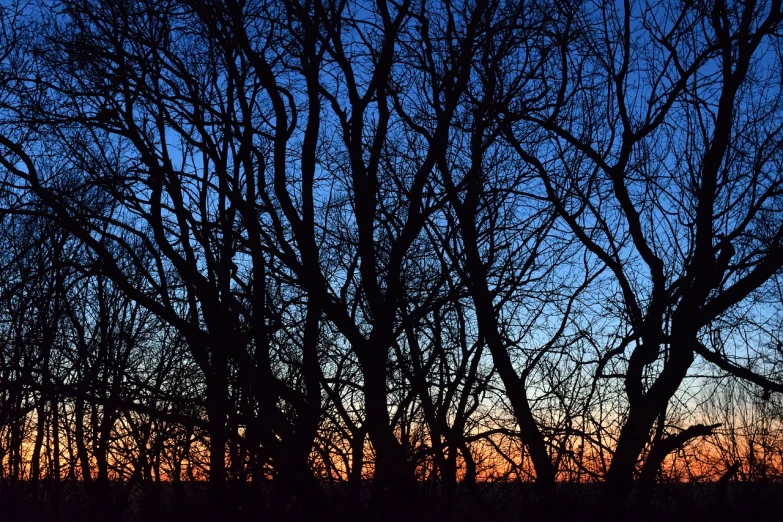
left=1, top=0, right=783, bottom=520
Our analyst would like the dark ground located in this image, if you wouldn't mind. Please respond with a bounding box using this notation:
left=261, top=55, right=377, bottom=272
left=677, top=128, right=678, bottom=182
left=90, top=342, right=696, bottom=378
left=0, top=480, right=781, bottom=521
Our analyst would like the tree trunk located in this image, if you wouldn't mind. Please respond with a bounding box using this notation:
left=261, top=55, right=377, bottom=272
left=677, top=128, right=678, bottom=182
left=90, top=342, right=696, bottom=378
left=30, top=399, right=47, bottom=510
left=206, top=355, right=228, bottom=516
left=349, top=427, right=367, bottom=520
left=361, top=349, right=417, bottom=520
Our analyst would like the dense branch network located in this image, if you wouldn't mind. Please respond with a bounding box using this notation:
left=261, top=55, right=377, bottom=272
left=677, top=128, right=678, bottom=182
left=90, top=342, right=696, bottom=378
left=0, top=0, right=782, bottom=521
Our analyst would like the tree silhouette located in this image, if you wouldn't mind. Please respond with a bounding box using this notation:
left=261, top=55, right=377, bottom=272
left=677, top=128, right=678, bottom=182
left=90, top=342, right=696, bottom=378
left=0, top=1, right=782, bottom=521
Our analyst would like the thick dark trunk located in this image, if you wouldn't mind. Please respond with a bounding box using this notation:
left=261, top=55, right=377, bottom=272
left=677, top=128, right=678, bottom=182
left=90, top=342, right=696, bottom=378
left=440, top=452, right=458, bottom=521
left=603, top=340, right=695, bottom=514
left=361, top=350, right=417, bottom=520
left=94, top=439, right=111, bottom=519
left=272, top=447, right=323, bottom=520
left=30, top=399, right=46, bottom=509
left=50, top=397, right=61, bottom=519
left=74, top=399, right=93, bottom=487
left=206, top=356, right=228, bottom=515
left=633, top=422, right=721, bottom=512
left=349, top=427, right=366, bottom=520
left=603, top=409, right=651, bottom=509
left=455, top=202, right=557, bottom=499
left=459, top=441, right=498, bottom=522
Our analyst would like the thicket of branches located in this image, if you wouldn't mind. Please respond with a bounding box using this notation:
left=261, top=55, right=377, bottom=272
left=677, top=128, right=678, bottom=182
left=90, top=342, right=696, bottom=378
left=1, top=0, right=783, bottom=520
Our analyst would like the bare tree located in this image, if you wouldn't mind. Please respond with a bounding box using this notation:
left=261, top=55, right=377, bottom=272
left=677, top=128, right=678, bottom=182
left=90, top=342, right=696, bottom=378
left=2, top=1, right=783, bottom=521
left=501, top=0, right=783, bottom=512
